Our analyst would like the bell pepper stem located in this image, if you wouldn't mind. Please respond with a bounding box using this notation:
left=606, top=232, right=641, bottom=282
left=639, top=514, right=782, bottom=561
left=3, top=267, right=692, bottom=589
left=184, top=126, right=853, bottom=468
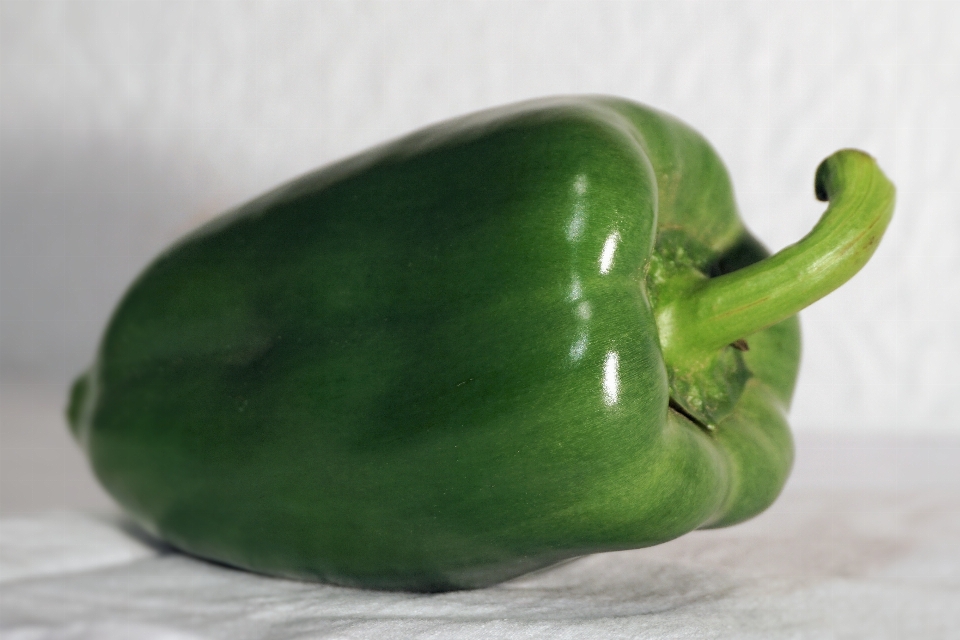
left=661, top=149, right=895, bottom=357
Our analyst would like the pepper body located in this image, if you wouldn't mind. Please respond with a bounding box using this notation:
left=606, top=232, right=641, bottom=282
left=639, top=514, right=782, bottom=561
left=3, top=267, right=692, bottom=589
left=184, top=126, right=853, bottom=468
left=68, top=97, right=892, bottom=591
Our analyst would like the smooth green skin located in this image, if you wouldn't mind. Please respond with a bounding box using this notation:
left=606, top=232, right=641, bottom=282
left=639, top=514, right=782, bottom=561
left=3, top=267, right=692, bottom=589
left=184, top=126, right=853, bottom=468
left=68, top=97, right=894, bottom=591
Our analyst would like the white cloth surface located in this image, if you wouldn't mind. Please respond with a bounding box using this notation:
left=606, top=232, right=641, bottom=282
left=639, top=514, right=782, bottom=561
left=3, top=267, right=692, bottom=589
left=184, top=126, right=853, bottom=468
left=2, top=437, right=959, bottom=639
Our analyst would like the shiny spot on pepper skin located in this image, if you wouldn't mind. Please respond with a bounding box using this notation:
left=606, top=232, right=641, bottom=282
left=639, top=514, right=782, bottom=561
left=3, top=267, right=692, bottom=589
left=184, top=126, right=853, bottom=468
left=600, top=231, right=620, bottom=274
left=603, top=351, right=620, bottom=406
left=570, top=331, right=588, bottom=362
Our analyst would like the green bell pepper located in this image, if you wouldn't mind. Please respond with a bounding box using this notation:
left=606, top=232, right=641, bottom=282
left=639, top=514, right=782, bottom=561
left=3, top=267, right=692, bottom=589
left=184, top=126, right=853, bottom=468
left=68, top=97, right=894, bottom=592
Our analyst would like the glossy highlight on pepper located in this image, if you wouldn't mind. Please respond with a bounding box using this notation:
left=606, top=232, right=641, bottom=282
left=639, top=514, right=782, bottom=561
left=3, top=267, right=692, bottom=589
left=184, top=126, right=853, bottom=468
left=68, top=97, right=895, bottom=591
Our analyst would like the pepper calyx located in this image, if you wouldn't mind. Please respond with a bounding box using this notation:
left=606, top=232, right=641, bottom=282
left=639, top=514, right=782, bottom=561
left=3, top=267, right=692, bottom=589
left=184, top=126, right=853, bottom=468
left=652, top=149, right=895, bottom=429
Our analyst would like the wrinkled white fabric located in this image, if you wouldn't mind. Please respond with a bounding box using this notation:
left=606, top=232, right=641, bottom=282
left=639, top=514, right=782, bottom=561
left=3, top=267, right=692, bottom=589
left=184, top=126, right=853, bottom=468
left=3, top=441, right=958, bottom=640
left=0, top=512, right=154, bottom=584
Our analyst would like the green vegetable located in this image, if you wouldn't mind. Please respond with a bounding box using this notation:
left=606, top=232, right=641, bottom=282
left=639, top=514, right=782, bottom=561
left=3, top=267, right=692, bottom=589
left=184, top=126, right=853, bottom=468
left=68, top=97, right=894, bottom=592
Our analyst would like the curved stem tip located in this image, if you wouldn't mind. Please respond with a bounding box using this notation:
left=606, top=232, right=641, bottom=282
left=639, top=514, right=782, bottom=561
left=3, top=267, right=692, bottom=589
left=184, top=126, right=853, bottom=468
left=665, top=149, right=895, bottom=356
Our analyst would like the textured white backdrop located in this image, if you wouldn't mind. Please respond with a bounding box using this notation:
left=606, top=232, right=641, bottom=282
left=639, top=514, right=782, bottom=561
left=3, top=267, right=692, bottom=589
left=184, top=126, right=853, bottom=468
left=2, top=1, right=959, bottom=433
